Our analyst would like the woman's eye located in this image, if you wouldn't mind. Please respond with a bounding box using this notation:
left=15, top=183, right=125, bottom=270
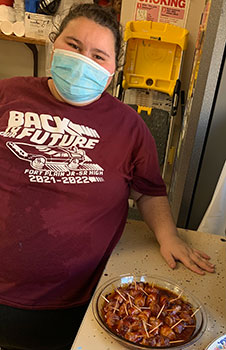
left=68, top=43, right=80, bottom=51
left=94, top=54, right=104, bottom=61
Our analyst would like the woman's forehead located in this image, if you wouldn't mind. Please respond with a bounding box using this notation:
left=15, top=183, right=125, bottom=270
left=61, top=17, right=116, bottom=52
left=63, top=16, right=114, bottom=38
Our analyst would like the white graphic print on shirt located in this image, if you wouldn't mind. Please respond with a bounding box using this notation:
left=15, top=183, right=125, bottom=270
left=0, top=110, right=104, bottom=185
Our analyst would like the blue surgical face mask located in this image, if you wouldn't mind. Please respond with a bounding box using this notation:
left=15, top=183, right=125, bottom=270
left=50, top=48, right=114, bottom=105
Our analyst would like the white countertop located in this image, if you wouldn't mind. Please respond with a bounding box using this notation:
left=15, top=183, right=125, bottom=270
left=71, top=219, right=226, bottom=350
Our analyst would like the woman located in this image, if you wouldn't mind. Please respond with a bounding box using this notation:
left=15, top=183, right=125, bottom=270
left=0, top=3, right=214, bottom=350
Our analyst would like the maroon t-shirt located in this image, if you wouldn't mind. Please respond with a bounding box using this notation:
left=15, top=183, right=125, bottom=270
left=0, top=77, right=166, bottom=309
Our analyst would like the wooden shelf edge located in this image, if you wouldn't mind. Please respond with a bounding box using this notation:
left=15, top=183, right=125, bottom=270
left=0, top=32, right=46, bottom=46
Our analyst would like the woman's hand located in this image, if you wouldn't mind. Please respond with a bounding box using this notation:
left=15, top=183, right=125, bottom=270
left=135, top=193, right=215, bottom=275
left=159, top=235, right=215, bottom=275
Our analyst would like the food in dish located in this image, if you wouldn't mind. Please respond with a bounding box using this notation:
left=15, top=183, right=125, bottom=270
left=101, top=281, right=197, bottom=347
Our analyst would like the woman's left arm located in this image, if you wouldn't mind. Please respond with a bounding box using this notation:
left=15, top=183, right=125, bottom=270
left=132, top=192, right=215, bottom=275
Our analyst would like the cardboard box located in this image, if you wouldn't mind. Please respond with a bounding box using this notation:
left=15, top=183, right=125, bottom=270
left=25, top=12, right=53, bottom=40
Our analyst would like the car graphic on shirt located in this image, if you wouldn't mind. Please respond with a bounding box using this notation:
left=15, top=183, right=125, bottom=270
left=6, top=141, right=90, bottom=171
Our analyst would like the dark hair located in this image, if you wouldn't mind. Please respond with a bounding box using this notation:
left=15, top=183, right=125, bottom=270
left=50, top=3, right=123, bottom=69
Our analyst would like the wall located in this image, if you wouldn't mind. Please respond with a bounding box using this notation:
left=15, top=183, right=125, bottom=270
left=169, top=0, right=226, bottom=225
left=187, top=53, right=226, bottom=229
left=0, top=39, right=46, bottom=79
left=120, top=0, right=206, bottom=96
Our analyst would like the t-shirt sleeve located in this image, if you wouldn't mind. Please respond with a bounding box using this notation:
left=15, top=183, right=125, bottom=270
left=131, top=116, right=167, bottom=197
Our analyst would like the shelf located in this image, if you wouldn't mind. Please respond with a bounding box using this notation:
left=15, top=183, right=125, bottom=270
left=0, top=32, right=46, bottom=46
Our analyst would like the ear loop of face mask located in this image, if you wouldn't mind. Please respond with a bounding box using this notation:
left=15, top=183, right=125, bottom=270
left=45, top=41, right=54, bottom=77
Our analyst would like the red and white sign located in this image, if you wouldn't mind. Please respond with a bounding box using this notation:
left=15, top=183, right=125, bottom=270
left=134, top=0, right=190, bottom=27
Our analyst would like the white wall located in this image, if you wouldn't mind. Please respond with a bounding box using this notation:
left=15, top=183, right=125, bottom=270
left=0, top=39, right=46, bottom=79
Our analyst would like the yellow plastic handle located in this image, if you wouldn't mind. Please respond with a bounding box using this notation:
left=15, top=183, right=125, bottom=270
left=137, top=105, right=152, bottom=115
